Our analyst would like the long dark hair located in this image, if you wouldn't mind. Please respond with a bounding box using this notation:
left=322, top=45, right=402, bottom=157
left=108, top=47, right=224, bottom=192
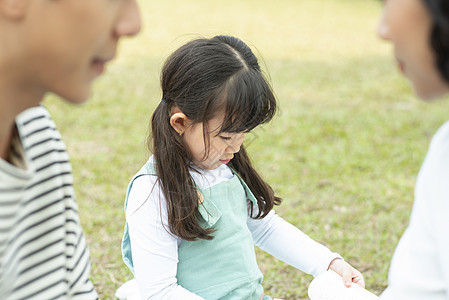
left=422, top=0, right=449, bottom=81
left=150, top=35, right=281, bottom=241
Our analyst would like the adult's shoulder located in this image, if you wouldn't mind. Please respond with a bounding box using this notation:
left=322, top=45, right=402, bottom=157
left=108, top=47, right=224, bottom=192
left=15, top=105, right=60, bottom=144
left=420, top=120, right=449, bottom=214
left=428, top=120, right=449, bottom=162
left=15, top=105, right=52, bottom=126
left=433, top=120, right=449, bottom=140
left=14, top=105, right=68, bottom=172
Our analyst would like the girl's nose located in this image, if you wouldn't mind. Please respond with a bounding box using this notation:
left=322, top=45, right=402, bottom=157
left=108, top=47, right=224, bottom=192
left=115, top=0, right=142, bottom=38
left=226, top=133, right=245, bottom=153
left=227, top=142, right=241, bottom=154
left=226, top=134, right=245, bottom=153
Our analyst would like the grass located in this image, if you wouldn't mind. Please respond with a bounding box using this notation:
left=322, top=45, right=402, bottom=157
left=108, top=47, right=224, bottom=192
left=44, top=0, right=449, bottom=299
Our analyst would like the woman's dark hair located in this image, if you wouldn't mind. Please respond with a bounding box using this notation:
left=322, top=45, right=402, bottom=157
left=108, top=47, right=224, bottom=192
left=150, top=35, right=281, bottom=241
left=422, top=0, right=449, bottom=81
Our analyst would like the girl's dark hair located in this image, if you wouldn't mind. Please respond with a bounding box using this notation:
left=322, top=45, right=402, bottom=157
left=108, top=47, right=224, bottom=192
left=422, top=0, right=449, bottom=81
left=150, top=35, right=281, bottom=241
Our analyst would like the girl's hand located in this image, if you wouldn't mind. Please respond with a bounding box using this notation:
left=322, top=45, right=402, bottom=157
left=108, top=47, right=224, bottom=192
left=328, top=258, right=365, bottom=288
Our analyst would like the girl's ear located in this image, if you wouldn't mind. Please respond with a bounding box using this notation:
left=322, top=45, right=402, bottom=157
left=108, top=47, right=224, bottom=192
left=170, top=112, right=189, bottom=136
left=0, top=0, right=29, bottom=19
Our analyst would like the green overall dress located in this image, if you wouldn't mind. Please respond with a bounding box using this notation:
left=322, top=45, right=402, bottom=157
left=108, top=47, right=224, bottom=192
left=121, top=162, right=272, bottom=300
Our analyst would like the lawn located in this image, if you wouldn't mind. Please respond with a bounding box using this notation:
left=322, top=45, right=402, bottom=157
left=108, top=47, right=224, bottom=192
left=44, top=0, right=449, bottom=299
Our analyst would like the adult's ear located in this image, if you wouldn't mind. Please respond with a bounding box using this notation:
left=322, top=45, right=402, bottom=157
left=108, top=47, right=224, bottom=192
left=170, top=112, right=189, bottom=136
left=0, top=0, right=29, bottom=20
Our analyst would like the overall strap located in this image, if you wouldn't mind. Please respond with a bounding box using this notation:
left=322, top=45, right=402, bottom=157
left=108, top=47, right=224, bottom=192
left=230, top=169, right=258, bottom=207
left=121, top=162, right=157, bottom=274
left=123, top=163, right=157, bottom=213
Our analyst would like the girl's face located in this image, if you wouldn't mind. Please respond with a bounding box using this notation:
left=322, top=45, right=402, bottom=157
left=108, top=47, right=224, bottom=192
left=377, top=0, right=449, bottom=100
left=183, top=116, right=246, bottom=170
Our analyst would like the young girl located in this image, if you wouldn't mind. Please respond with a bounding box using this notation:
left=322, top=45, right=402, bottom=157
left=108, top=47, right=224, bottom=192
left=119, top=35, right=364, bottom=299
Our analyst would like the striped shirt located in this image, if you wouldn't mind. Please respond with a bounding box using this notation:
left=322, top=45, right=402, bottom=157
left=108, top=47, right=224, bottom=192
left=0, top=106, right=97, bottom=299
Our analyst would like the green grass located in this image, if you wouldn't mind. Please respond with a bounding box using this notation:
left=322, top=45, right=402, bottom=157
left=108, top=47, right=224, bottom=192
left=44, top=0, right=449, bottom=299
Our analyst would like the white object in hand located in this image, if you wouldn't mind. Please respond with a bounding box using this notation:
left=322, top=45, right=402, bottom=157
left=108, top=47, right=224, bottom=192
left=308, top=270, right=379, bottom=300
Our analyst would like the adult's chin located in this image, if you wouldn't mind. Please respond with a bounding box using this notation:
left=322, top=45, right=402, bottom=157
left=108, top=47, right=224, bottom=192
left=413, top=82, right=449, bottom=101
left=55, top=87, right=92, bottom=104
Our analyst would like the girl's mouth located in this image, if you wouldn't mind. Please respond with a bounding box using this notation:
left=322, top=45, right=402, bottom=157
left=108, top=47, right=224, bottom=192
left=219, top=159, right=231, bottom=164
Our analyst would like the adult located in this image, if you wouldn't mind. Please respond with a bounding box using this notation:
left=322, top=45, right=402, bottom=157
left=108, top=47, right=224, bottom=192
left=377, top=0, right=449, bottom=299
left=0, top=0, right=141, bottom=299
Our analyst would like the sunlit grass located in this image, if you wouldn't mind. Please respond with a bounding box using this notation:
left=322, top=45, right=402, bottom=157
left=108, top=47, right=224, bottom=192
left=44, top=0, right=449, bottom=298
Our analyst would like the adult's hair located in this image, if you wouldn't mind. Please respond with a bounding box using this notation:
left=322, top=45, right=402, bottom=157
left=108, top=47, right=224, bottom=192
left=422, top=0, right=449, bottom=82
left=150, top=35, right=281, bottom=241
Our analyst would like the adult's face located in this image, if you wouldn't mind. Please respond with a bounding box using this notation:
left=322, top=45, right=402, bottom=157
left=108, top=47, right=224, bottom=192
left=377, top=0, right=449, bottom=100
left=22, top=0, right=141, bottom=103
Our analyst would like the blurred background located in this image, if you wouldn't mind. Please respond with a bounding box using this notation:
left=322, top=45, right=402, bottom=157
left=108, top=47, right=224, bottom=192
left=44, top=0, right=449, bottom=299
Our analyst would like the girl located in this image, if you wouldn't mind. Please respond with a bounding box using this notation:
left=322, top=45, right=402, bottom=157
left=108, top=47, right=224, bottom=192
left=378, top=0, right=449, bottom=299
left=119, top=35, right=364, bottom=299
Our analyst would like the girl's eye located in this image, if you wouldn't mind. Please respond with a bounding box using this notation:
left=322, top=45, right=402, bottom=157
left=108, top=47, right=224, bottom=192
left=219, top=136, right=232, bottom=141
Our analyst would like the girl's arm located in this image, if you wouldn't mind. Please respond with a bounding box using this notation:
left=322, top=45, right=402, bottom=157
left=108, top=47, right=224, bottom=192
left=247, top=209, right=364, bottom=287
left=127, top=175, right=204, bottom=300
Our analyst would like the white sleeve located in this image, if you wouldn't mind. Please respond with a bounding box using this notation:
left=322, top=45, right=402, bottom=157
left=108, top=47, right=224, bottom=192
left=247, top=209, right=341, bottom=277
left=126, top=175, right=204, bottom=300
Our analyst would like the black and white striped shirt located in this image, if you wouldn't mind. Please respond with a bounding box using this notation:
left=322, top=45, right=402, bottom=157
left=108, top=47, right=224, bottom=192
left=0, top=106, right=97, bottom=299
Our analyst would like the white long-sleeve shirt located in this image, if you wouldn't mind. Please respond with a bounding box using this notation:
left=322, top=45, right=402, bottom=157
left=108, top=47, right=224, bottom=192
left=381, top=121, right=449, bottom=300
left=126, top=159, right=340, bottom=299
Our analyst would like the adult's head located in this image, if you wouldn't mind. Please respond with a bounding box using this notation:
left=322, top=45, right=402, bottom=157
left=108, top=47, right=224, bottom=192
left=0, top=0, right=141, bottom=104
left=378, top=0, right=449, bottom=100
